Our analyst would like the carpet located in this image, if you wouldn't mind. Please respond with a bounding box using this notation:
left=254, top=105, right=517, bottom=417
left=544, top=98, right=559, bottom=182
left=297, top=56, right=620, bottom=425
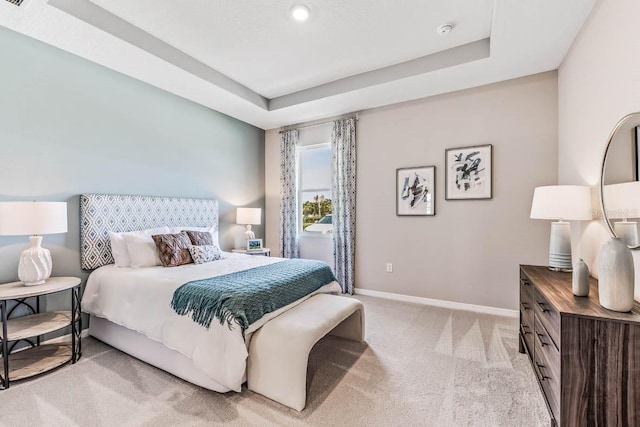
left=0, top=295, right=548, bottom=426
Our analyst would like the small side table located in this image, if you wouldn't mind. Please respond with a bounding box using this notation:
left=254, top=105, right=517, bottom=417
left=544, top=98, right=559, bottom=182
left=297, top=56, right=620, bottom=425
left=232, top=248, right=271, bottom=257
left=0, top=277, right=82, bottom=390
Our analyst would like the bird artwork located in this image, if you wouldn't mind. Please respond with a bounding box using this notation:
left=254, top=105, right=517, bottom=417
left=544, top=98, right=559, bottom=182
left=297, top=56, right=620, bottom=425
left=454, top=151, right=484, bottom=191
left=446, top=145, right=492, bottom=200
left=453, top=150, right=485, bottom=192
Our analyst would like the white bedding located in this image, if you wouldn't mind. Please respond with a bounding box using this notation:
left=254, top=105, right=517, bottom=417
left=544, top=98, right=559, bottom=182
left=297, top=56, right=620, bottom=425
left=81, top=252, right=340, bottom=392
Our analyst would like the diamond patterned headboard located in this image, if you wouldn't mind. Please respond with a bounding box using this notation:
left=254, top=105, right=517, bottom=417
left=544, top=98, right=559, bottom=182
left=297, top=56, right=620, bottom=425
left=80, top=194, right=219, bottom=270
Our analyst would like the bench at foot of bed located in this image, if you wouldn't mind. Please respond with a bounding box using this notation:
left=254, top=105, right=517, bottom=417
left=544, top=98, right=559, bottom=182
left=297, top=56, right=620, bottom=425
left=247, top=294, right=365, bottom=411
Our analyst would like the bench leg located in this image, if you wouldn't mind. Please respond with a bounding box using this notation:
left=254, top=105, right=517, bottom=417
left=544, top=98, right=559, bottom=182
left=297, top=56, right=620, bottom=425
left=329, top=307, right=365, bottom=342
left=248, top=332, right=310, bottom=411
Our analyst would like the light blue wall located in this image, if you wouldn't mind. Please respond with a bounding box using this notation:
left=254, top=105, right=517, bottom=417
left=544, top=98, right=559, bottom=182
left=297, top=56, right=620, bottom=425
left=0, top=27, right=265, bottom=319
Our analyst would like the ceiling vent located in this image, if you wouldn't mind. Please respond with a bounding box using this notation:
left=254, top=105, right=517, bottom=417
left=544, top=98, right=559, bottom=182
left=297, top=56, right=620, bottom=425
left=5, top=0, right=25, bottom=5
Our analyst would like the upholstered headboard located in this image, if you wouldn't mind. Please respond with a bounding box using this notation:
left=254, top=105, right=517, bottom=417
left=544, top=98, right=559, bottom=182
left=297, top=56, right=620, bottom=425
left=80, top=194, right=219, bottom=270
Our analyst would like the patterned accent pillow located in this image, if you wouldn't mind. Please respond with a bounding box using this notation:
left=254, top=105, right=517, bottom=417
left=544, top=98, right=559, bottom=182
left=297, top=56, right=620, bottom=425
left=152, top=232, right=193, bottom=267
left=184, top=230, right=213, bottom=246
left=188, top=244, right=224, bottom=264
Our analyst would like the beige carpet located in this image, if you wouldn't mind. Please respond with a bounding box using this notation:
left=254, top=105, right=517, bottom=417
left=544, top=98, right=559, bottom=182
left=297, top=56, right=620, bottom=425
left=0, top=295, right=548, bottom=426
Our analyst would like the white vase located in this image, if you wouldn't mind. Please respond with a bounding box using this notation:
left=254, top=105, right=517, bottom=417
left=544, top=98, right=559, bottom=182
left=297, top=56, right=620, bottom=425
left=598, top=237, right=635, bottom=312
left=572, top=258, right=590, bottom=297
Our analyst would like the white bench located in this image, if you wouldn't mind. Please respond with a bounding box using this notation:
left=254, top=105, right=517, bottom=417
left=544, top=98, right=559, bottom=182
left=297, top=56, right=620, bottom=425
left=247, top=294, right=365, bottom=411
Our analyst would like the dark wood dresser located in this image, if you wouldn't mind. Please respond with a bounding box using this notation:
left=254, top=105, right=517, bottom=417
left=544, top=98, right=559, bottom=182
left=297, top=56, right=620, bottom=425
left=519, top=265, right=640, bottom=427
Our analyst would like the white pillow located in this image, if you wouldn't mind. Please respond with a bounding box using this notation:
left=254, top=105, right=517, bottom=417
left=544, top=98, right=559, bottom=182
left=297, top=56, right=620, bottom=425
left=108, top=227, right=170, bottom=267
left=123, top=234, right=163, bottom=268
left=108, top=231, right=130, bottom=267
left=170, top=225, right=219, bottom=247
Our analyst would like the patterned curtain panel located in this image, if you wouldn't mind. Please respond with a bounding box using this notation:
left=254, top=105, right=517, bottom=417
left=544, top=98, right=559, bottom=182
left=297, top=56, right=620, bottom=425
left=331, top=117, right=357, bottom=294
left=279, top=129, right=299, bottom=258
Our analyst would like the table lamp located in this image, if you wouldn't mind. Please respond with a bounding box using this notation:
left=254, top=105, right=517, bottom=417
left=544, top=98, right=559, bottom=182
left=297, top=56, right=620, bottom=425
left=602, top=182, right=640, bottom=247
left=236, top=207, right=261, bottom=241
left=0, top=201, right=68, bottom=286
left=530, top=186, right=592, bottom=271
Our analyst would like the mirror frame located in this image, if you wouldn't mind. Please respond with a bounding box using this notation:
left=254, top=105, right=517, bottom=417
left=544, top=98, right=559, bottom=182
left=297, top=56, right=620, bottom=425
left=600, top=111, right=640, bottom=249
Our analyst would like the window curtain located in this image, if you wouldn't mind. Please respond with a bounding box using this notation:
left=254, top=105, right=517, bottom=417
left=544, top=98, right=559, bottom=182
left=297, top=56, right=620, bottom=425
left=279, top=129, right=299, bottom=258
left=331, top=117, right=357, bottom=294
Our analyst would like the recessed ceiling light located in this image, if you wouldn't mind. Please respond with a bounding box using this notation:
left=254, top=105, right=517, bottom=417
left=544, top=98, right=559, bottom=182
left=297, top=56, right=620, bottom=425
left=290, top=4, right=310, bottom=22
left=437, top=23, right=454, bottom=36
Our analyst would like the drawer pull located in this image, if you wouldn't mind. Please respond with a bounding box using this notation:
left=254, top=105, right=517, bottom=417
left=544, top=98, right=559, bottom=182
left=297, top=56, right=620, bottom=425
left=522, top=325, right=531, bottom=334
left=537, top=301, right=549, bottom=313
left=536, top=332, right=549, bottom=347
left=536, top=363, right=551, bottom=380
left=521, top=302, right=531, bottom=310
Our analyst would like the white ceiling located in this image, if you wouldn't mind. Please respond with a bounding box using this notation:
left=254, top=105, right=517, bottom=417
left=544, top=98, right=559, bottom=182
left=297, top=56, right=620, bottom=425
left=0, top=0, right=596, bottom=130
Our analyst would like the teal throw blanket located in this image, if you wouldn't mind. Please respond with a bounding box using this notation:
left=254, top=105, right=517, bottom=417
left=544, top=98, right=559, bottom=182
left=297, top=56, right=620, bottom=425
left=171, top=259, right=337, bottom=330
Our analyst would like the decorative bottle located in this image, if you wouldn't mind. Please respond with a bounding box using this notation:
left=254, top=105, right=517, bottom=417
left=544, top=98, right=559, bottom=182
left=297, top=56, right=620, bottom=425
left=572, top=258, right=590, bottom=297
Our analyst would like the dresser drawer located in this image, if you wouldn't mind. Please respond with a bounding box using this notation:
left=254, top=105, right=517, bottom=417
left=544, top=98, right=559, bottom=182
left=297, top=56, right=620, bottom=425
left=520, top=280, right=534, bottom=313
left=520, top=274, right=534, bottom=302
left=534, top=288, right=560, bottom=348
left=520, top=273, right=535, bottom=329
left=520, top=301, right=534, bottom=331
left=534, top=315, right=560, bottom=374
left=520, top=321, right=534, bottom=356
left=534, top=316, right=560, bottom=420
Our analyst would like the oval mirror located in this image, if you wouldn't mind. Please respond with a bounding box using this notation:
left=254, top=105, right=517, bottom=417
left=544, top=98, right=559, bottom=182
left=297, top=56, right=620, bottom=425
left=600, top=112, right=640, bottom=249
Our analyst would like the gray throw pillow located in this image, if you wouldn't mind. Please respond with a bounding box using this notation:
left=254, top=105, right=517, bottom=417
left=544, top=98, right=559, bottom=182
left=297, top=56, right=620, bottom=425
left=152, top=232, right=193, bottom=267
left=184, top=230, right=214, bottom=246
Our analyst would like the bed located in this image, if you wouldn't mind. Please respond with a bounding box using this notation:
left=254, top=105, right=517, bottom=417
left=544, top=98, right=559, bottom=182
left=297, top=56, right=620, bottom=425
left=79, top=194, right=341, bottom=393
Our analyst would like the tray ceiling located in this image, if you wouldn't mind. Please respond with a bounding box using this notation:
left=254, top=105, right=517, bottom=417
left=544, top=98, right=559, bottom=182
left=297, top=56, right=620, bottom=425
left=0, top=0, right=597, bottom=129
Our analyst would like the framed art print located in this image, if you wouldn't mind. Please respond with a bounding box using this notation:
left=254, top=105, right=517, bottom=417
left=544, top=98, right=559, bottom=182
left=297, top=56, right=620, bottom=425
left=396, top=166, right=435, bottom=216
left=445, top=144, right=493, bottom=200
left=247, top=238, right=263, bottom=251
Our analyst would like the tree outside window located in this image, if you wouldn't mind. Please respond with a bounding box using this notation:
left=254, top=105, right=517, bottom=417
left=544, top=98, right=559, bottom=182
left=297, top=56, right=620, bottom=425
left=299, top=144, right=332, bottom=233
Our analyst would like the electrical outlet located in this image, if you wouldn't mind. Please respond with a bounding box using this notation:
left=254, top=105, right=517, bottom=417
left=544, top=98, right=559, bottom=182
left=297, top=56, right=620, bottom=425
left=386, top=263, right=393, bottom=273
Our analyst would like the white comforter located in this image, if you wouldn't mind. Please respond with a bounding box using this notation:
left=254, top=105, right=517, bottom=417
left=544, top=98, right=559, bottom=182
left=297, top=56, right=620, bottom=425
left=81, top=252, right=340, bottom=392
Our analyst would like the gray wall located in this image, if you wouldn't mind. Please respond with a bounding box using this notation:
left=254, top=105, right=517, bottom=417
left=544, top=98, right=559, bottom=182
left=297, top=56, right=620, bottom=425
left=266, top=71, right=558, bottom=310
left=0, top=27, right=265, bottom=316
left=558, top=0, right=640, bottom=299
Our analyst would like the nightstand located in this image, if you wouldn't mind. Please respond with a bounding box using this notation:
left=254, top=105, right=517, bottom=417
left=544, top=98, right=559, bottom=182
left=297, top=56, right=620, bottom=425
left=0, top=277, right=82, bottom=389
left=231, top=248, right=271, bottom=257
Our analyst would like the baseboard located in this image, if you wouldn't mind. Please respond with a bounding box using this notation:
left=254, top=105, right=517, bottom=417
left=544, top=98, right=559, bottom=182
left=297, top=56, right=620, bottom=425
left=353, top=288, right=518, bottom=318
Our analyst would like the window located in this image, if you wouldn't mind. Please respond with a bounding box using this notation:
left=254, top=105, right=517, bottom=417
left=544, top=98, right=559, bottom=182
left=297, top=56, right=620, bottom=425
left=299, top=143, right=332, bottom=233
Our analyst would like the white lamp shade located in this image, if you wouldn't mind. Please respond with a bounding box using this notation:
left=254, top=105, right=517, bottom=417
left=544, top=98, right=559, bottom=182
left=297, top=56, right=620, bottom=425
left=236, top=207, right=262, bottom=225
left=603, top=182, right=640, bottom=219
left=530, top=186, right=592, bottom=220
left=0, top=201, right=68, bottom=236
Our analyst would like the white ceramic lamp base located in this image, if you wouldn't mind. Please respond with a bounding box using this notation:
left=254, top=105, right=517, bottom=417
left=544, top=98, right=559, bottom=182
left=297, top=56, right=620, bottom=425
left=244, top=225, right=255, bottom=241
left=614, top=221, right=639, bottom=247
left=18, top=235, right=52, bottom=286
left=548, top=221, right=572, bottom=272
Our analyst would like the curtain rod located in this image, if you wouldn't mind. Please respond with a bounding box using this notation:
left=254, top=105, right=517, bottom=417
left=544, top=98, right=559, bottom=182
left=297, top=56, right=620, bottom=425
left=279, top=112, right=359, bottom=134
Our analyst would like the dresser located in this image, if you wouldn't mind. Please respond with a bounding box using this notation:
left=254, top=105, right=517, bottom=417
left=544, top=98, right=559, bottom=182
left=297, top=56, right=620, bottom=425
left=519, top=265, right=640, bottom=426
